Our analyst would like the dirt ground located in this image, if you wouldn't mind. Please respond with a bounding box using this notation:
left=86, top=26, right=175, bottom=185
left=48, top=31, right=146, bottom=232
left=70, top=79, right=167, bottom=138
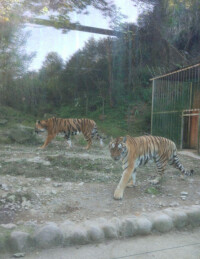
left=0, top=133, right=200, bottom=225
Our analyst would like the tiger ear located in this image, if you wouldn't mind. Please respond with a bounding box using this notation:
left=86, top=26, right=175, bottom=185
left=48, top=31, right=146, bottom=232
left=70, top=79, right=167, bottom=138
left=37, top=120, right=40, bottom=124
left=123, top=136, right=127, bottom=143
left=110, top=136, right=114, bottom=141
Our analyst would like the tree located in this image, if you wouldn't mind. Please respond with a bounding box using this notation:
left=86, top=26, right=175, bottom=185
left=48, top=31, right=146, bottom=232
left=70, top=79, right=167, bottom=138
left=167, top=0, right=200, bottom=61
left=0, top=13, right=33, bottom=106
left=38, top=52, right=64, bottom=106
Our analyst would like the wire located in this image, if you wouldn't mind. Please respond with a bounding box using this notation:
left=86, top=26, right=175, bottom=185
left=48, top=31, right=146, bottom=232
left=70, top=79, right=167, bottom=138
left=111, top=242, right=200, bottom=259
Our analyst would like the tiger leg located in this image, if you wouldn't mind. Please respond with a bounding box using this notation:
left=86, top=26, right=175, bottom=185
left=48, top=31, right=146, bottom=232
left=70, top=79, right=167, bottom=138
left=127, top=170, right=137, bottom=188
left=66, top=138, right=72, bottom=148
left=150, top=158, right=167, bottom=185
left=99, top=137, right=104, bottom=146
left=114, top=163, right=134, bottom=200
left=91, top=126, right=103, bottom=147
left=85, top=138, right=92, bottom=150
left=40, top=134, right=55, bottom=149
left=84, top=133, right=92, bottom=149
left=65, top=133, right=72, bottom=148
left=171, top=153, right=193, bottom=177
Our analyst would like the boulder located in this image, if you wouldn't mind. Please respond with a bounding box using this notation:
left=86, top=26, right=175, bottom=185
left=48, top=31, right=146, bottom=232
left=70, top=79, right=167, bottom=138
left=9, top=231, right=32, bottom=252
left=1, top=125, right=41, bottom=144
left=34, top=223, right=63, bottom=249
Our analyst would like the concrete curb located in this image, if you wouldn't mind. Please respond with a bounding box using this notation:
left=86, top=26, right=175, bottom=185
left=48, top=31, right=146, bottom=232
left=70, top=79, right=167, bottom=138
left=1, top=205, right=200, bottom=253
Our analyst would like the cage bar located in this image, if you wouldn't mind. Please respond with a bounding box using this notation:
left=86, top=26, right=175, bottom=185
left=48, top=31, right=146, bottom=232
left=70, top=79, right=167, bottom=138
left=151, top=63, right=200, bottom=154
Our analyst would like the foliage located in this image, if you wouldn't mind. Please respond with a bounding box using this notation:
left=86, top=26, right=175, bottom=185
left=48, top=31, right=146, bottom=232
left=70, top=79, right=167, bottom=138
left=0, top=0, right=21, bottom=22
left=0, top=12, right=34, bottom=107
left=1, top=0, right=200, bottom=136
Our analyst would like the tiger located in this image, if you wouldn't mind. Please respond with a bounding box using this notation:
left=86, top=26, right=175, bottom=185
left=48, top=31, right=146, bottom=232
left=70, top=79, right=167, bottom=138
left=109, top=135, right=193, bottom=200
left=35, top=117, right=103, bottom=149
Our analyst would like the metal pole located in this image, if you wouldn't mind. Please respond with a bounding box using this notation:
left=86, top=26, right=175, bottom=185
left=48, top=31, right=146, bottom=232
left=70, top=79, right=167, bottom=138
left=180, top=111, right=184, bottom=149
left=198, top=113, right=200, bottom=154
left=151, top=79, right=155, bottom=134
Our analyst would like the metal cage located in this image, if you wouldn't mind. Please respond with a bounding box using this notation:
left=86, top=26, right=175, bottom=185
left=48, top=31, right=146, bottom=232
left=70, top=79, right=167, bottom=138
left=151, top=63, right=200, bottom=154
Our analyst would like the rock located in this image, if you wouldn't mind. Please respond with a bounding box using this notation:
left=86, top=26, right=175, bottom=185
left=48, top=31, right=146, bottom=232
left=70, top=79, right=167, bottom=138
left=1, top=223, right=16, bottom=229
left=163, top=209, right=188, bottom=229
left=60, top=221, right=89, bottom=246
left=7, top=195, right=16, bottom=203
left=78, top=182, right=84, bottom=186
left=84, top=221, right=104, bottom=242
left=2, top=193, right=7, bottom=199
left=120, top=217, right=138, bottom=237
left=169, top=202, right=180, bottom=207
left=111, top=217, right=122, bottom=235
left=21, top=199, right=31, bottom=209
left=12, top=253, right=25, bottom=258
left=29, top=209, right=38, bottom=217
left=51, top=190, right=57, bottom=195
left=152, top=214, right=173, bottom=233
left=181, top=192, right=188, bottom=196
left=180, top=191, right=188, bottom=200
left=0, top=233, right=7, bottom=252
left=136, top=217, right=152, bottom=235
left=9, top=231, right=31, bottom=252
left=24, top=221, right=37, bottom=228
left=53, top=183, right=62, bottom=187
left=97, top=219, right=118, bottom=239
left=181, top=196, right=186, bottom=200
left=34, top=223, right=63, bottom=249
left=184, top=206, right=200, bottom=226
left=158, top=202, right=165, bottom=207
left=7, top=125, right=38, bottom=144
left=45, top=178, right=51, bottom=182
left=0, top=119, right=8, bottom=125
left=1, top=183, right=9, bottom=191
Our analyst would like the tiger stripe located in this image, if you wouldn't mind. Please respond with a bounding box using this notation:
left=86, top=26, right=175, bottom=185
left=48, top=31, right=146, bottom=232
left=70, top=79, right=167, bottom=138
left=35, top=117, right=103, bottom=149
left=109, top=135, right=193, bottom=200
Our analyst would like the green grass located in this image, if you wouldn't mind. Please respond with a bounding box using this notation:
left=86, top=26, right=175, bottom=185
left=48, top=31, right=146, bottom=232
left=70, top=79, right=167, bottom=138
left=57, top=103, right=151, bottom=138
left=0, top=154, right=120, bottom=183
left=0, top=102, right=151, bottom=141
left=0, top=106, right=36, bottom=128
left=145, top=187, right=160, bottom=195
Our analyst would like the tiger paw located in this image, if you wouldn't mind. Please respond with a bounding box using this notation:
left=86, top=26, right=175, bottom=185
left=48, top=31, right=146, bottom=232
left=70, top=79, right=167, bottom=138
left=180, top=174, right=186, bottom=180
left=38, top=146, right=45, bottom=149
left=149, top=177, right=161, bottom=185
left=127, top=182, right=137, bottom=188
left=127, top=183, right=134, bottom=188
left=114, top=188, right=123, bottom=200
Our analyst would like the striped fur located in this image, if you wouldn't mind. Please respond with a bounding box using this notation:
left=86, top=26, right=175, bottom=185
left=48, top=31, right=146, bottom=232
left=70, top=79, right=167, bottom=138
left=35, top=117, right=103, bottom=149
left=109, top=135, right=193, bottom=200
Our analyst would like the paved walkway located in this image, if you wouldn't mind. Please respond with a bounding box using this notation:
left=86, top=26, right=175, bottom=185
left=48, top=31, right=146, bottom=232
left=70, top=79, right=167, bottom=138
left=3, top=228, right=200, bottom=259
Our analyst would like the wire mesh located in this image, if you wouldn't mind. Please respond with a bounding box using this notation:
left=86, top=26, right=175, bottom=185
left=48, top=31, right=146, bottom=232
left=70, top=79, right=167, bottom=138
left=151, top=64, right=200, bottom=149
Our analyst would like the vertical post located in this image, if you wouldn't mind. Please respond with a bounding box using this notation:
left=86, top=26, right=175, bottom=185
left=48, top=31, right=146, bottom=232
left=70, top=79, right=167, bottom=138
left=102, top=98, right=105, bottom=118
left=106, top=39, right=114, bottom=107
left=85, top=95, right=88, bottom=115
left=198, top=65, right=200, bottom=154
left=189, top=82, right=193, bottom=110
left=198, top=113, right=200, bottom=154
left=187, top=82, right=193, bottom=147
left=180, top=111, right=184, bottom=149
left=151, top=79, right=155, bottom=134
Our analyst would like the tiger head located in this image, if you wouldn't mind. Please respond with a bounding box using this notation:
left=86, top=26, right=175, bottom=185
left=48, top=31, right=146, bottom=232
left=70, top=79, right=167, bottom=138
left=109, top=136, right=127, bottom=161
left=35, top=119, right=48, bottom=133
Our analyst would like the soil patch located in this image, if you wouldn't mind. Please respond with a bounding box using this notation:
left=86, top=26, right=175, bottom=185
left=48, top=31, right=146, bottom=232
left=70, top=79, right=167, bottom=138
left=0, top=134, right=200, bottom=225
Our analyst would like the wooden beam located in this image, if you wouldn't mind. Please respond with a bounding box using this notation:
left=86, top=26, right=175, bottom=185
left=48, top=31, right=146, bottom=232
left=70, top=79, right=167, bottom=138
left=25, top=17, right=124, bottom=37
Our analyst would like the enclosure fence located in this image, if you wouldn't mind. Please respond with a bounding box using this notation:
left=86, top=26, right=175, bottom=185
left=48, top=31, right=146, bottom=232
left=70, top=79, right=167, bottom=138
left=150, top=63, right=200, bottom=154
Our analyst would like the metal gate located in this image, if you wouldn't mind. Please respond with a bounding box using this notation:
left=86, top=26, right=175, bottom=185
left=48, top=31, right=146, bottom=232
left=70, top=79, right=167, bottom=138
left=181, top=109, right=200, bottom=154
